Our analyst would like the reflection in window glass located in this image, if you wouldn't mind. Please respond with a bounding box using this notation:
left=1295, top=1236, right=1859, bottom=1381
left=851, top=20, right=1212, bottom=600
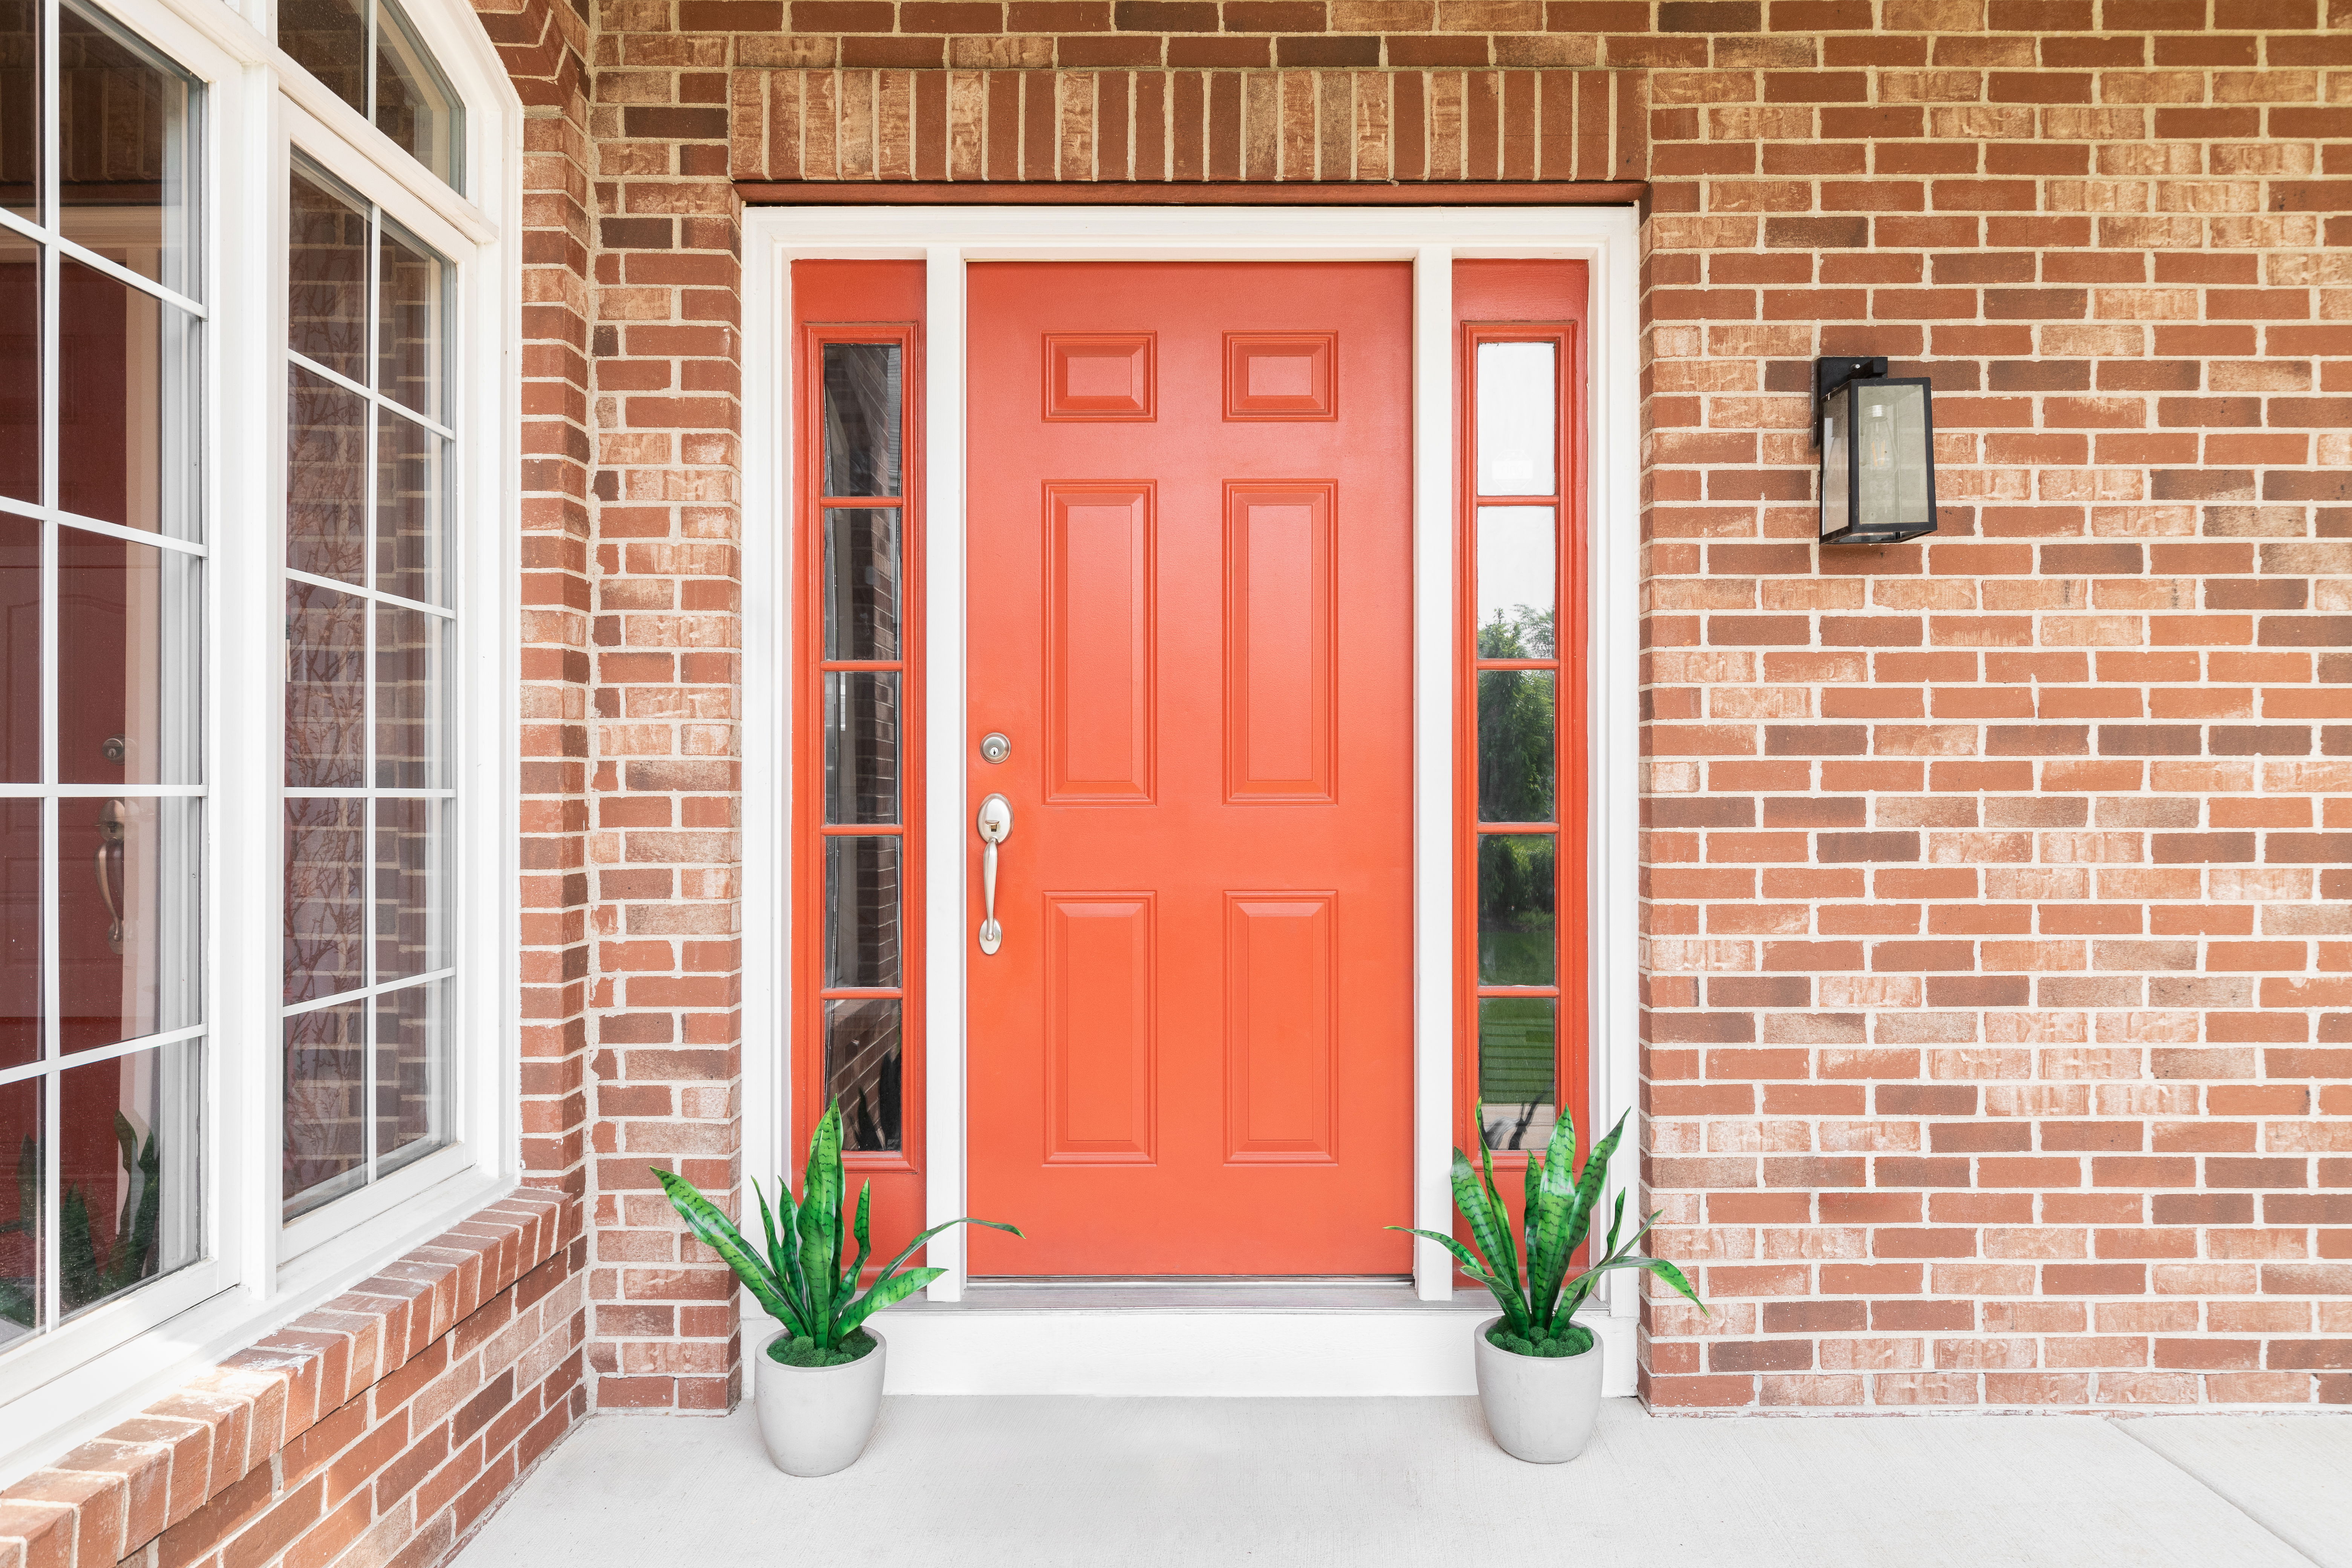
left=824, top=998, right=902, bottom=1154
left=277, top=0, right=463, bottom=191
left=1478, top=998, right=1556, bottom=1154
left=58, top=2, right=195, bottom=296
left=824, top=836, right=900, bottom=991
left=1476, top=341, right=1556, bottom=498
left=58, top=262, right=200, bottom=538
left=0, top=227, right=34, bottom=503
left=57, top=1041, right=199, bottom=1319
left=0, top=799, right=38, bottom=1073
left=283, top=1000, right=365, bottom=1216
left=823, top=671, right=900, bottom=826
left=823, top=507, right=900, bottom=662
left=277, top=0, right=366, bottom=115
left=0, top=0, right=34, bottom=225
left=1477, top=834, right=1555, bottom=988
left=823, top=344, right=902, bottom=498
left=0, top=1073, right=37, bottom=1343
left=374, top=978, right=444, bottom=1170
left=1476, top=669, right=1555, bottom=825
left=1475, top=506, right=1554, bottom=641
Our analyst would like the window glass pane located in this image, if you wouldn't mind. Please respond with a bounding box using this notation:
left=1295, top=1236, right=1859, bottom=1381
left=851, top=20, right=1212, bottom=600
left=288, top=368, right=367, bottom=586
left=0, top=228, right=35, bottom=504
left=823, top=507, right=900, bottom=662
left=1477, top=833, right=1555, bottom=988
left=373, top=796, right=442, bottom=983
left=376, top=409, right=444, bottom=606
left=0, top=1073, right=40, bottom=1341
left=0, top=511, right=35, bottom=781
left=283, top=1000, right=364, bottom=1216
left=0, top=0, right=35, bottom=227
left=1478, top=997, right=1556, bottom=1154
left=1475, top=506, right=1554, bottom=648
left=0, top=798, right=38, bottom=1072
left=57, top=1038, right=197, bottom=1319
left=276, top=0, right=366, bottom=116
left=374, top=0, right=459, bottom=190
left=61, top=796, right=198, bottom=1054
left=823, top=671, right=899, bottom=825
left=374, top=977, right=444, bottom=1170
left=377, top=221, right=442, bottom=421
left=57, top=1, right=194, bottom=297
left=1475, top=341, right=1555, bottom=498
left=822, top=343, right=900, bottom=498
left=824, top=997, right=901, bottom=1153
left=283, top=796, right=363, bottom=1004
left=374, top=603, right=445, bottom=790
left=58, top=262, right=198, bottom=538
left=285, top=580, right=366, bottom=788
left=824, top=835, right=900, bottom=991
left=288, top=168, right=366, bottom=382
left=1477, top=669, right=1555, bottom=825
left=60, top=527, right=200, bottom=785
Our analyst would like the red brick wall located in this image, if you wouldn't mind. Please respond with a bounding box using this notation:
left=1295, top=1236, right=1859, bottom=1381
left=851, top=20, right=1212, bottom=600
left=557, top=0, right=2352, bottom=1420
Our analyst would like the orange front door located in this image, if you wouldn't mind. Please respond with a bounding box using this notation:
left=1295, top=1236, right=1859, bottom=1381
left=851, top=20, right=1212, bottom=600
left=966, top=263, right=1414, bottom=1277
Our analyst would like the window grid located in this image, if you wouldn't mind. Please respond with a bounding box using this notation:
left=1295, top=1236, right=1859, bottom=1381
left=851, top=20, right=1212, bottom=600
left=279, top=155, right=454, bottom=1220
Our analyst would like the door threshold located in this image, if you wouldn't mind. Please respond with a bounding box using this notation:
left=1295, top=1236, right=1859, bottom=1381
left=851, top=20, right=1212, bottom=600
left=929, top=1276, right=1458, bottom=1313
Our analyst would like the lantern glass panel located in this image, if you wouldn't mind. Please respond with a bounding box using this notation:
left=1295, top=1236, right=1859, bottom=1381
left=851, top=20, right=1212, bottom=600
left=1820, top=383, right=1850, bottom=541
left=1856, top=380, right=1931, bottom=529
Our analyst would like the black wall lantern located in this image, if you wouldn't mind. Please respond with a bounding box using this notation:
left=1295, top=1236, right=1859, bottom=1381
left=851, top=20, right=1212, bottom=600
left=1813, top=356, right=1937, bottom=546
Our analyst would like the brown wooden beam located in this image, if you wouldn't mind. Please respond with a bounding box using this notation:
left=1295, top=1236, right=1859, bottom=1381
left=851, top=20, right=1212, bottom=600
left=733, top=180, right=1649, bottom=211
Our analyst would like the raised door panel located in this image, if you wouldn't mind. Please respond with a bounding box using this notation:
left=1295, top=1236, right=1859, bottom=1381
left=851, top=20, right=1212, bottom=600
left=1046, top=484, right=1154, bottom=802
left=1224, top=893, right=1335, bottom=1163
left=1044, top=894, right=1156, bottom=1163
left=1225, top=482, right=1335, bottom=803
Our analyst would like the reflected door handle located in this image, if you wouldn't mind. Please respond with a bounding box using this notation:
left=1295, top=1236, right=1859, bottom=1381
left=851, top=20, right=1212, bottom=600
left=95, top=799, right=127, bottom=956
left=976, top=793, right=1012, bottom=955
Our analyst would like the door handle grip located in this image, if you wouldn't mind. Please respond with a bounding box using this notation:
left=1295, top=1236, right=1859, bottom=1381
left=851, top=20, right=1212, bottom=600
left=976, top=794, right=1012, bottom=955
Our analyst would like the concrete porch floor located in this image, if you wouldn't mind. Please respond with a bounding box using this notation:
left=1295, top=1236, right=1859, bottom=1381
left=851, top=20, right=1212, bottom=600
left=452, top=1397, right=2352, bottom=1568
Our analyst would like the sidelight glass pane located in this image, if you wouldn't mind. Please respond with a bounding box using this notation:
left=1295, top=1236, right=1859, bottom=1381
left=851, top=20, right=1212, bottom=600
left=289, top=167, right=368, bottom=381
left=0, top=1072, right=38, bottom=1342
left=377, top=220, right=443, bottom=421
left=1476, top=341, right=1555, bottom=498
left=282, top=999, right=364, bottom=1216
left=277, top=0, right=367, bottom=116
left=374, top=977, right=444, bottom=1170
left=60, top=527, right=201, bottom=786
left=57, top=1039, right=198, bottom=1318
left=57, top=263, right=199, bottom=539
left=286, top=580, right=366, bottom=789
left=0, top=228, right=34, bottom=504
left=283, top=796, right=364, bottom=1005
left=822, top=507, right=900, bottom=662
left=1477, top=670, right=1556, bottom=825
left=376, top=408, right=446, bottom=606
left=1475, top=506, right=1555, bottom=650
left=1477, top=833, right=1556, bottom=988
left=289, top=368, right=368, bottom=586
left=824, top=997, right=902, bottom=1153
left=57, top=2, right=195, bottom=297
left=374, top=602, right=445, bottom=789
left=0, top=512, right=34, bottom=781
left=60, top=796, right=198, bottom=1055
left=1478, top=997, right=1556, bottom=1154
left=0, top=798, right=37, bottom=1071
left=823, top=835, right=900, bottom=991
left=822, top=343, right=900, bottom=498
left=372, top=796, right=443, bottom=984
left=374, top=0, right=460, bottom=190
left=823, top=671, right=900, bottom=825
left=0, top=0, right=34, bottom=227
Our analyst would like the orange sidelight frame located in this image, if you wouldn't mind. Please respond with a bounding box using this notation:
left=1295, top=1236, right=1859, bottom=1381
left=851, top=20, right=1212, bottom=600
left=1452, top=261, right=1593, bottom=1254
left=790, top=261, right=928, bottom=1258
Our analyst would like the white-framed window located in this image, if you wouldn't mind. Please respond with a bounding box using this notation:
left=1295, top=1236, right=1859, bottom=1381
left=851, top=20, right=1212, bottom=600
left=0, top=0, right=518, bottom=1484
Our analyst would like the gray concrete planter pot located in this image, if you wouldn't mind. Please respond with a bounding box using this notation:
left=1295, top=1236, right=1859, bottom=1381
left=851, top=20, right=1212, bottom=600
left=1472, top=1315, right=1603, bottom=1463
left=752, top=1328, right=887, bottom=1476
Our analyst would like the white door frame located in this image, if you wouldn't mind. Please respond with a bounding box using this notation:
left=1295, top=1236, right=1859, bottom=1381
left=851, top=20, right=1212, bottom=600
left=740, top=205, right=1642, bottom=1334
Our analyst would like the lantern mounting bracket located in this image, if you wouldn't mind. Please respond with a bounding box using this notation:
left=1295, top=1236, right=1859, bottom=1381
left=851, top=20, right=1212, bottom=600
left=1812, top=355, right=1889, bottom=447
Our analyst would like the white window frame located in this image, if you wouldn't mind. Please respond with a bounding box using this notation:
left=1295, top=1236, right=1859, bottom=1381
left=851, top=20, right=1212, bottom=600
left=0, top=0, right=520, bottom=1486
left=737, top=207, right=1642, bottom=1394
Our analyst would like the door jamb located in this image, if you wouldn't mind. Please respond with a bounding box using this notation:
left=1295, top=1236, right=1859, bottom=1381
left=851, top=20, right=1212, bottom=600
left=740, top=205, right=1641, bottom=1319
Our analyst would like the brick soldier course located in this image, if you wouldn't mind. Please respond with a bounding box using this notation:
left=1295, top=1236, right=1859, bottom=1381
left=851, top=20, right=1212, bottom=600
left=5, top=1, right=2349, bottom=1563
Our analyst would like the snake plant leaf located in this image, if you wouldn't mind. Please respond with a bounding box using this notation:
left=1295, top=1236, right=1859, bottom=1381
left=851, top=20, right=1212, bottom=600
left=1603, top=1187, right=1628, bottom=1262
left=866, top=1216, right=1026, bottom=1294
left=1521, top=1143, right=1544, bottom=1295
left=836, top=1266, right=944, bottom=1335
left=796, top=1106, right=845, bottom=1342
left=754, top=1178, right=811, bottom=1327
left=839, top=1181, right=874, bottom=1300
left=1385, top=1225, right=1525, bottom=1321
left=1563, top=1110, right=1629, bottom=1259
left=1580, top=1255, right=1710, bottom=1316
left=1444, top=1153, right=1534, bottom=1332
left=1472, top=1122, right=1524, bottom=1305
left=654, top=1169, right=804, bottom=1335
left=1524, top=1106, right=1583, bottom=1331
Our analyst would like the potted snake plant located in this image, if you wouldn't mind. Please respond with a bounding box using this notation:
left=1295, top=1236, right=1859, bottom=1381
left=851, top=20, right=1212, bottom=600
left=1392, top=1104, right=1704, bottom=1462
left=656, top=1101, right=1021, bottom=1476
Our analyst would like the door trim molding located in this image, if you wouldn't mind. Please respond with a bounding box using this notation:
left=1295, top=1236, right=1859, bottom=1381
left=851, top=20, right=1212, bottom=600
left=742, top=206, right=1642, bottom=1341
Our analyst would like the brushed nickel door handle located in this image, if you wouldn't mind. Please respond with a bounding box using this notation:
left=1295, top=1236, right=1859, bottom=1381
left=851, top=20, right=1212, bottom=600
left=976, top=793, right=1012, bottom=955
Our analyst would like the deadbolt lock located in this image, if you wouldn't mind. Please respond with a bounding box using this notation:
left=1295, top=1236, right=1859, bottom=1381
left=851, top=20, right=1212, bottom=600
left=980, top=732, right=1012, bottom=765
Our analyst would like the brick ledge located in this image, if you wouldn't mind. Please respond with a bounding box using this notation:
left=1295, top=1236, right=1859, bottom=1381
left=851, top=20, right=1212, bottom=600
left=0, top=1188, right=576, bottom=1568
